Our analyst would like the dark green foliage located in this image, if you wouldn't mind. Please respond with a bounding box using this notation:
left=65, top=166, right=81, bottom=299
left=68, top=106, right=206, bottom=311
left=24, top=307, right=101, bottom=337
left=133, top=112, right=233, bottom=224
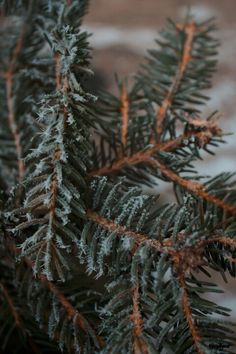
left=1, top=1, right=236, bottom=353
left=15, top=24, right=96, bottom=281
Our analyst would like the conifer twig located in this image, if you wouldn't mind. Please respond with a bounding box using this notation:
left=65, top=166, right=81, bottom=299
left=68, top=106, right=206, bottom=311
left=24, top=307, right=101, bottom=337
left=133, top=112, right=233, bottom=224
left=147, top=159, right=236, bottom=216
left=0, top=280, right=43, bottom=354
left=0, top=281, right=22, bottom=327
left=154, top=22, right=196, bottom=139
left=90, top=129, right=220, bottom=176
left=120, top=83, right=129, bottom=149
left=23, top=256, right=104, bottom=348
left=5, top=29, right=25, bottom=182
left=5, top=240, right=103, bottom=348
left=86, top=209, right=170, bottom=253
left=177, top=274, right=203, bottom=354
left=130, top=285, right=149, bottom=354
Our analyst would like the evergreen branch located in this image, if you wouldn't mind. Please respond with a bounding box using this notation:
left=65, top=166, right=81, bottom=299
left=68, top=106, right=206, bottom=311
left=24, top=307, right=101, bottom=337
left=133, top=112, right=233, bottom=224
left=177, top=274, right=203, bottom=354
left=5, top=28, right=25, bottom=182
left=0, top=240, right=59, bottom=354
left=39, top=270, right=91, bottom=336
left=130, top=284, right=149, bottom=354
left=90, top=128, right=221, bottom=176
left=0, top=280, right=45, bottom=354
left=54, top=52, right=61, bottom=90
left=120, top=82, right=129, bottom=148
left=0, top=281, right=22, bottom=328
left=155, top=22, right=196, bottom=139
left=47, top=52, right=69, bottom=257
left=16, top=26, right=96, bottom=281
left=204, top=235, right=236, bottom=249
left=9, top=240, right=89, bottom=335
left=147, top=159, right=236, bottom=216
left=5, top=237, right=102, bottom=353
left=86, top=209, right=170, bottom=254
left=1, top=5, right=236, bottom=353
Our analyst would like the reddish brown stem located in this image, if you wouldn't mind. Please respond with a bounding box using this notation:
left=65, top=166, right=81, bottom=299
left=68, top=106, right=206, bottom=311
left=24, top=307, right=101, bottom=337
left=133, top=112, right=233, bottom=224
left=86, top=209, right=172, bottom=253
left=120, top=83, right=129, bottom=148
left=5, top=31, right=25, bottom=182
left=178, top=274, right=204, bottom=354
left=155, top=22, right=196, bottom=139
left=147, top=159, right=236, bottom=217
left=130, top=285, right=149, bottom=354
left=54, top=52, right=61, bottom=90
left=48, top=55, right=68, bottom=229
left=89, top=130, right=216, bottom=177
left=23, top=257, right=104, bottom=345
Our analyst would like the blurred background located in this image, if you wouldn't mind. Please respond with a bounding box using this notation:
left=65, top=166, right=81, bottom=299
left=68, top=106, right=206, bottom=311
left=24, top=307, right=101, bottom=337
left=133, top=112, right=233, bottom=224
left=83, top=0, right=236, bottom=321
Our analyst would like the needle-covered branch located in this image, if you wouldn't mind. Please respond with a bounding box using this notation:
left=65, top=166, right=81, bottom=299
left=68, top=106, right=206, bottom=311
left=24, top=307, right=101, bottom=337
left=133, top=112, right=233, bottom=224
left=15, top=25, right=96, bottom=281
left=1, top=3, right=236, bottom=353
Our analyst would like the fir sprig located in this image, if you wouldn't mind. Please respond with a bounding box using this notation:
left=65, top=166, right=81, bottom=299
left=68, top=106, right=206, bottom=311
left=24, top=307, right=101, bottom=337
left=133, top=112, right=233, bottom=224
left=1, top=1, right=236, bottom=353
left=15, top=25, right=96, bottom=281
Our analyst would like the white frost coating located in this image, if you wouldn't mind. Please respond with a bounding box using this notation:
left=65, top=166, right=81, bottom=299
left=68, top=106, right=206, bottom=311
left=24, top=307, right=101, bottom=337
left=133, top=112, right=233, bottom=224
left=121, top=236, right=134, bottom=251
left=138, top=245, right=149, bottom=263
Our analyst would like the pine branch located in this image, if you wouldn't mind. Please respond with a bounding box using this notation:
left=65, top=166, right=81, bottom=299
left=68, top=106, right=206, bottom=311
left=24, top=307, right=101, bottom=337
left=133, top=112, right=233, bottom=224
left=90, top=124, right=222, bottom=177
left=137, top=18, right=219, bottom=140
left=15, top=25, right=96, bottom=281
left=0, top=281, right=22, bottom=328
left=154, top=22, right=196, bottom=139
left=130, top=284, right=149, bottom=354
left=1, top=3, right=236, bottom=353
left=178, top=279, right=203, bottom=354
left=0, top=237, right=59, bottom=354
left=86, top=209, right=169, bottom=254
left=3, top=239, right=102, bottom=353
left=120, top=82, right=130, bottom=149
left=147, top=159, right=236, bottom=216
left=5, top=27, right=25, bottom=183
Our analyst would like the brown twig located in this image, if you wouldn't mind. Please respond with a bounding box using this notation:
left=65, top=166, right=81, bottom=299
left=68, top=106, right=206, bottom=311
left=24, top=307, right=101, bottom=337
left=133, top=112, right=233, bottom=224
left=130, top=285, right=149, bottom=354
left=87, top=210, right=236, bottom=254
left=120, top=83, right=129, bottom=148
left=86, top=209, right=172, bottom=253
left=200, top=235, right=236, bottom=249
left=48, top=54, right=68, bottom=234
left=0, top=279, right=43, bottom=354
left=155, top=22, right=196, bottom=139
left=177, top=274, right=204, bottom=354
left=89, top=127, right=236, bottom=217
left=89, top=130, right=217, bottom=177
left=54, top=52, right=61, bottom=90
left=39, top=273, right=88, bottom=332
left=7, top=238, right=104, bottom=348
left=147, top=159, right=236, bottom=217
left=5, top=30, right=25, bottom=182
left=22, top=257, right=104, bottom=348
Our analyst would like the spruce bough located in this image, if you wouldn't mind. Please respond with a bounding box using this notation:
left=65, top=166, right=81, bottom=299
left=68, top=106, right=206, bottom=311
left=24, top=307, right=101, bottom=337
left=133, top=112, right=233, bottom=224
left=0, top=1, right=236, bottom=353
